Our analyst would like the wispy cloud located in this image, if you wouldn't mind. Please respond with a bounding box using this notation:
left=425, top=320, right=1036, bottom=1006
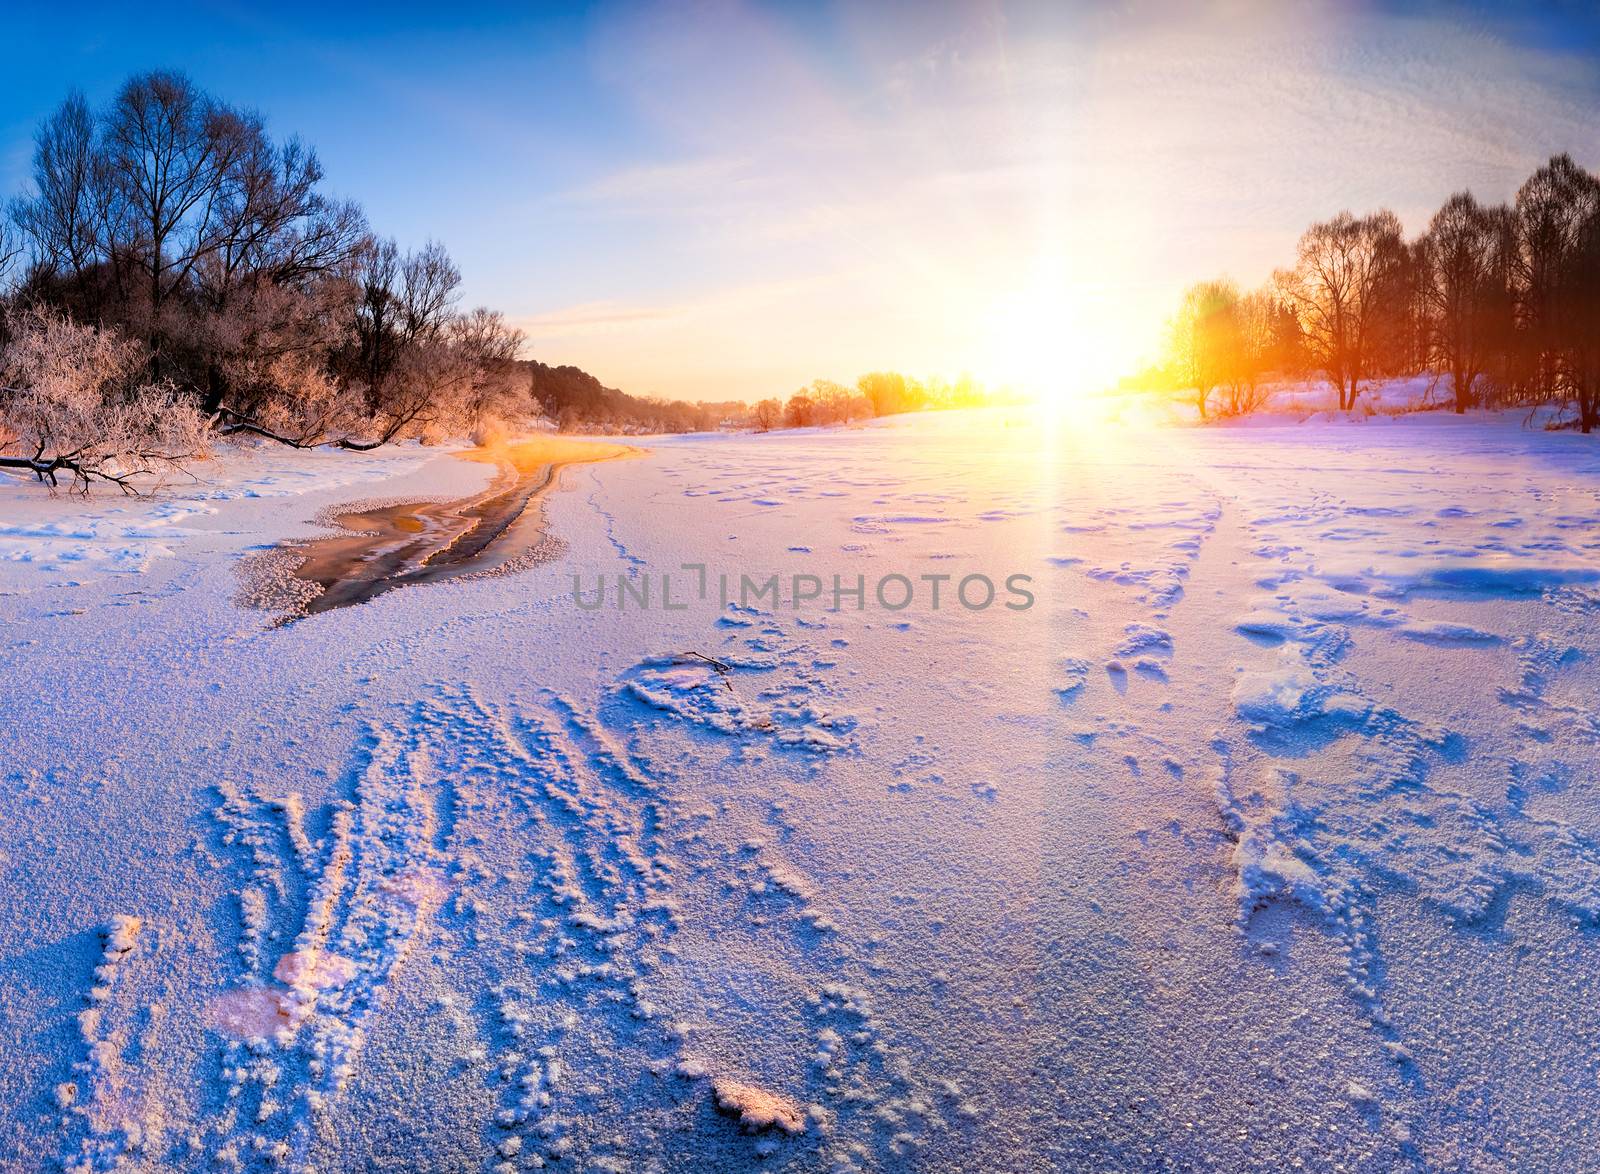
left=531, top=1, right=1600, bottom=400
left=564, top=156, right=758, bottom=207
left=521, top=300, right=680, bottom=331
left=6, top=2, right=1595, bottom=401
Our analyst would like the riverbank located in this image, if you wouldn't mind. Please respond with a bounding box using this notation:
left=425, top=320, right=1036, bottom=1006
left=249, top=436, right=633, bottom=619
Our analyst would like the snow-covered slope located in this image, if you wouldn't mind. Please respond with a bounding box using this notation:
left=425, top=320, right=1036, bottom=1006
left=1, top=409, right=1598, bottom=1171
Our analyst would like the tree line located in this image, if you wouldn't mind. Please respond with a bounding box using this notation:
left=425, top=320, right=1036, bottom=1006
left=0, top=71, right=739, bottom=491
left=1164, top=154, right=1600, bottom=432
left=750, top=372, right=993, bottom=432
left=522, top=360, right=747, bottom=434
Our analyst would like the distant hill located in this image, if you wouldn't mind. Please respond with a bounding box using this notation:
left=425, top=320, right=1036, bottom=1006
left=517, top=360, right=742, bottom=434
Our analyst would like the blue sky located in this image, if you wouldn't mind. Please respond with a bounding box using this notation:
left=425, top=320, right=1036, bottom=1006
left=1, top=3, right=649, bottom=313
left=4, top=2, right=1600, bottom=401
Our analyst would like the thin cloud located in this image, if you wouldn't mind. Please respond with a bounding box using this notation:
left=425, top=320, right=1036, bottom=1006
left=533, top=2, right=1600, bottom=399
left=564, top=155, right=759, bottom=207
left=521, top=300, right=681, bottom=331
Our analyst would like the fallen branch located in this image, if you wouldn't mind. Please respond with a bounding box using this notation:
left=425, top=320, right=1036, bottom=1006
left=0, top=445, right=193, bottom=495
left=215, top=406, right=322, bottom=450
left=683, top=651, right=734, bottom=675
left=214, top=403, right=412, bottom=453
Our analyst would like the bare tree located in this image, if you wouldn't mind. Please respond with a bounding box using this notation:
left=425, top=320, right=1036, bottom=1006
left=339, top=301, right=517, bottom=448
left=1276, top=210, right=1404, bottom=411
left=350, top=237, right=402, bottom=408
left=0, top=218, right=19, bottom=290
left=347, top=237, right=461, bottom=415
left=785, top=390, right=816, bottom=428
left=11, top=91, right=100, bottom=285
left=99, top=71, right=253, bottom=373
left=1219, top=287, right=1280, bottom=416
left=1515, top=154, right=1600, bottom=431
left=10, top=75, right=371, bottom=426
left=400, top=240, right=462, bottom=343
left=211, top=134, right=367, bottom=289
left=806, top=379, right=854, bottom=424
left=1570, top=192, right=1600, bottom=434
left=194, top=127, right=369, bottom=414
left=1169, top=279, right=1238, bottom=420
left=857, top=371, right=909, bottom=417
left=752, top=398, right=781, bottom=431
left=1420, top=193, right=1511, bottom=413
left=1368, top=234, right=1424, bottom=378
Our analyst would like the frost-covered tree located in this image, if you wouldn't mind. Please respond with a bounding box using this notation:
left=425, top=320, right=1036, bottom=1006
left=4, top=73, right=516, bottom=452
left=0, top=307, right=208, bottom=492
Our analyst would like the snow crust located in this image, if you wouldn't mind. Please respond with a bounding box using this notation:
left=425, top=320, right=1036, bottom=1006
left=3, top=408, right=1600, bottom=1169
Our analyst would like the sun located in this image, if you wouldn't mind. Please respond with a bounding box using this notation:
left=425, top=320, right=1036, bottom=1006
left=978, top=277, right=1095, bottom=407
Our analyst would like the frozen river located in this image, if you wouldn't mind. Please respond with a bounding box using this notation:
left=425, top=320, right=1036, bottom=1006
left=2, top=408, right=1599, bottom=1170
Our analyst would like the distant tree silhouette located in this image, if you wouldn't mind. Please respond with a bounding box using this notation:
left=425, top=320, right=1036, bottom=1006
left=752, top=398, right=781, bottom=431
left=857, top=371, right=910, bottom=416
left=1219, top=287, right=1284, bottom=416
left=785, top=391, right=815, bottom=428
left=1419, top=193, right=1511, bottom=413
left=807, top=379, right=855, bottom=424
left=1170, top=279, right=1238, bottom=420
left=1515, top=154, right=1600, bottom=432
left=1275, top=210, right=1404, bottom=411
left=1159, top=153, right=1600, bottom=431
left=523, top=359, right=728, bottom=433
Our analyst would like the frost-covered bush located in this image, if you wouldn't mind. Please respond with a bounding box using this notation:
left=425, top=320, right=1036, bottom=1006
left=0, top=307, right=210, bottom=491
left=225, top=347, right=369, bottom=446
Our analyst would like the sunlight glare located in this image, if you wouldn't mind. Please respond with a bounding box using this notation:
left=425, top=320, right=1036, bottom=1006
left=979, top=274, right=1094, bottom=409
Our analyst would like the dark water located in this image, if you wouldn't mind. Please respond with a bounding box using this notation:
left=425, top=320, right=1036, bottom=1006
left=266, top=439, right=629, bottom=619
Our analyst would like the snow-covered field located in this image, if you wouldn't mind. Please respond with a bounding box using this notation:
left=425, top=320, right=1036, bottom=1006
left=2, top=407, right=1599, bottom=1171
